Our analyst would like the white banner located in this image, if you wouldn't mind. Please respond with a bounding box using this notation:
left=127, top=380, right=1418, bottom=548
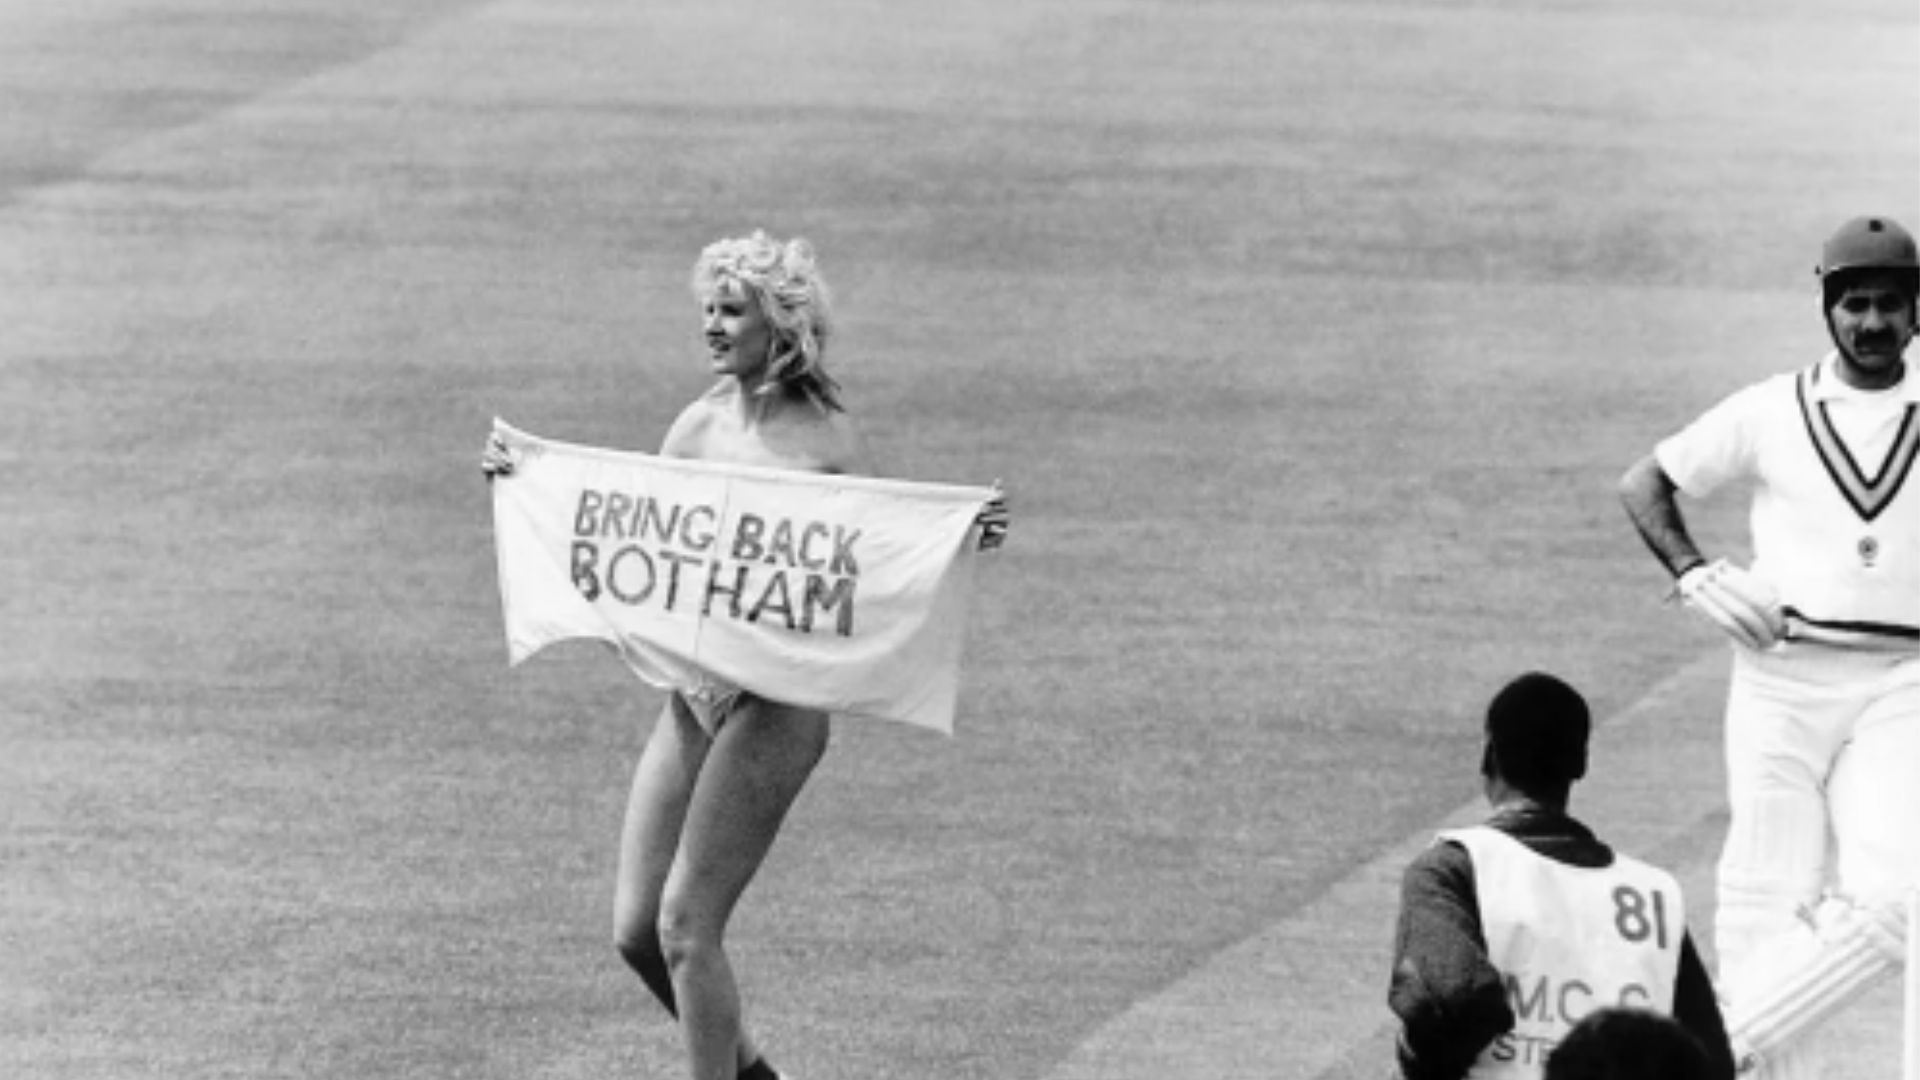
left=489, top=419, right=995, bottom=734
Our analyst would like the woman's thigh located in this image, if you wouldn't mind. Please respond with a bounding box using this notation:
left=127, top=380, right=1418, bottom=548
left=660, top=697, right=831, bottom=938
left=615, top=697, right=712, bottom=942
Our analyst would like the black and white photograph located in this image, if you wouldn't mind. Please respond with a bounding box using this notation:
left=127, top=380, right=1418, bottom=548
left=4, top=3, right=1917, bottom=1078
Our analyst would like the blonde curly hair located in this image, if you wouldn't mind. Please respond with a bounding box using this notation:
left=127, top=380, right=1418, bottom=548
left=691, top=230, right=841, bottom=410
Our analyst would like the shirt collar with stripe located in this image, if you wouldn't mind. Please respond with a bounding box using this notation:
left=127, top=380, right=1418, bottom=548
left=1807, top=351, right=1920, bottom=404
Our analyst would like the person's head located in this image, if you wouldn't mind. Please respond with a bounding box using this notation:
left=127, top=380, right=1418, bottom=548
left=690, top=230, right=840, bottom=409
left=1816, top=216, right=1917, bottom=387
left=1544, top=1007, right=1712, bottom=1080
left=1480, top=671, right=1590, bottom=808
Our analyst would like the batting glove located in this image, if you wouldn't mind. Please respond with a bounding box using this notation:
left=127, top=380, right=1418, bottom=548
left=1676, top=559, right=1786, bottom=650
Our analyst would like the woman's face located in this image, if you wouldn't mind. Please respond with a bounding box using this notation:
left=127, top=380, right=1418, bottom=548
left=701, top=279, right=774, bottom=381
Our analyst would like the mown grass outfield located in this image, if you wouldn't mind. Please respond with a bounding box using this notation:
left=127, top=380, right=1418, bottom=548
left=2, top=2, right=1915, bottom=1079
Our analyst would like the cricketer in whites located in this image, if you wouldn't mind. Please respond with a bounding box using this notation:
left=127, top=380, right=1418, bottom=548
left=1620, top=214, right=1920, bottom=1078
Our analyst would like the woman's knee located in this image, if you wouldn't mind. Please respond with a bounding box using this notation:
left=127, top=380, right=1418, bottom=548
left=615, top=917, right=663, bottom=969
left=612, top=910, right=681, bottom=1013
left=614, top=887, right=668, bottom=962
left=655, top=895, right=724, bottom=971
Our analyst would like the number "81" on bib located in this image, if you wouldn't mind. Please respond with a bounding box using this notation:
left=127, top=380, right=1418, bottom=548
left=1613, top=884, right=1671, bottom=948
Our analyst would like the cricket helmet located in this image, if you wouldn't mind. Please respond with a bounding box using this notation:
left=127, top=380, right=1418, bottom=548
left=1817, top=216, right=1919, bottom=308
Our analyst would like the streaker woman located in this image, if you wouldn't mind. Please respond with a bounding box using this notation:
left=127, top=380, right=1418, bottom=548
left=484, top=230, right=1007, bottom=1080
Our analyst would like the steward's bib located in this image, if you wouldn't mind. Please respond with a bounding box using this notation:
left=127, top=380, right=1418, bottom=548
left=1441, top=826, right=1685, bottom=1079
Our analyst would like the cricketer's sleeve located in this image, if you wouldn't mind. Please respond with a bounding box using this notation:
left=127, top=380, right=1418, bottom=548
left=1655, top=380, right=1773, bottom=499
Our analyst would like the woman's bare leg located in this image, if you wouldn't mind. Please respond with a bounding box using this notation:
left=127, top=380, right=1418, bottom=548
left=657, top=697, right=830, bottom=1080
left=613, top=697, right=772, bottom=1071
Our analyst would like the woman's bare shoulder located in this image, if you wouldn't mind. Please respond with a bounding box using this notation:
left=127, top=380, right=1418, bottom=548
left=663, top=385, right=869, bottom=473
left=752, top=398, right=859, bottom=471
left=659, top=387, right=728, bottom=457
left=747, top=398, right=868, bottom=475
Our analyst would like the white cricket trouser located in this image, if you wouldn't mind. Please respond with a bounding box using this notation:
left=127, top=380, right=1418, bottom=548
left=1714, top=643, right=1920, bottom=1078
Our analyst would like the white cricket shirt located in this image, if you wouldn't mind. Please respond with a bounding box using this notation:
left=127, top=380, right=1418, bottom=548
left=1657, top=354, right=1920, bottom=639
